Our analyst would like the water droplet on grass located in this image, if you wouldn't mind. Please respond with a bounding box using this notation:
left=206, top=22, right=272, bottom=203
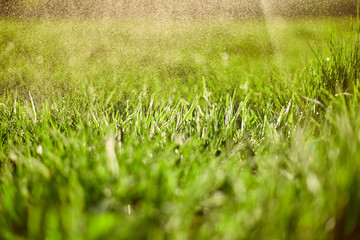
left=36, top=145, right=43, bottom=155
left=306, top=173, right=321, bottom=194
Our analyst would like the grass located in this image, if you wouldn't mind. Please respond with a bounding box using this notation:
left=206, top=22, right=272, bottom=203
left=0, top=16, right=360, bottom=239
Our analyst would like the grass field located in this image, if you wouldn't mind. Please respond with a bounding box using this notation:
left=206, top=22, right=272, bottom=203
left=0, top=16, right=360, bottom=239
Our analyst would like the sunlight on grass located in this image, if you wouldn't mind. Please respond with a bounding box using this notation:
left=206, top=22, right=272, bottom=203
left=0, top=12, right=360, bottom=240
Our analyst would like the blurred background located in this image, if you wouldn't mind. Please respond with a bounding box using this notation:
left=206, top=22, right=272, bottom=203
left=0, top=0, right=358, bottom=18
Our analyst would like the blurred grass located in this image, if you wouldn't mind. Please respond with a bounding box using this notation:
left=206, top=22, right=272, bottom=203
left=0, top=16, right=360, bottom=239
left=0, top=18, right=354, bottom=101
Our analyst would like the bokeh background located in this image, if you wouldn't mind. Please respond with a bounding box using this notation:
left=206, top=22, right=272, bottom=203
left=0, top=0, right=358, bottom=18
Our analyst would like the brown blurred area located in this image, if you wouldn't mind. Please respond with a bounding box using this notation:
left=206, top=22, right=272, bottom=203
left=0, top=0, right=357, bottom=18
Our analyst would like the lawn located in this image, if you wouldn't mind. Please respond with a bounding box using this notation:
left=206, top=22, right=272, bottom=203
left=0, top=16, right=360, bottom=239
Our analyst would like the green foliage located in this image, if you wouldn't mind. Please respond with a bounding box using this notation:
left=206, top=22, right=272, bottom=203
left=0, top=17, right=360, bottom=239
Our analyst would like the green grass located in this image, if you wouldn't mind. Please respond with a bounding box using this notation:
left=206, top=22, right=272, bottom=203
left=0, top=16, right=360, bottom=239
